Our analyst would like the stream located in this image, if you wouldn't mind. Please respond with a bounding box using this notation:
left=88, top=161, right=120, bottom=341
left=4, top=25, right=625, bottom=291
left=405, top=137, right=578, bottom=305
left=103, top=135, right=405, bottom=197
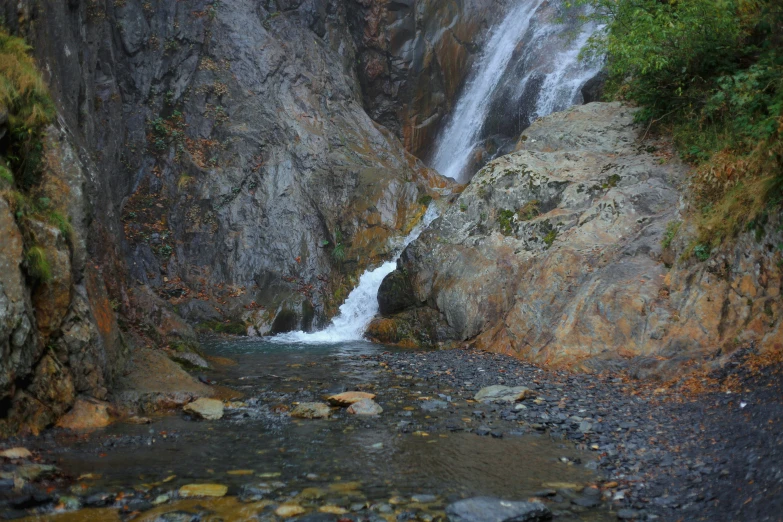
left=18, top=338, right=614, bottom=521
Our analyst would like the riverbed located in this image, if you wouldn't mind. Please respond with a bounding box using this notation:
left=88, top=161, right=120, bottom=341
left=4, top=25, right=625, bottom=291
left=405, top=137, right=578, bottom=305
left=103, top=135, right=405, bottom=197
left=9, top=338, right=616, bottom=521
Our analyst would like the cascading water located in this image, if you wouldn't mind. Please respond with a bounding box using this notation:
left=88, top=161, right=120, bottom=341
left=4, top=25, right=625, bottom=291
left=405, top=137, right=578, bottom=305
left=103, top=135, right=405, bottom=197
left=431, top=1, right=603, bottom=183
left=269, top=206, right=439, bottom=344
left=269, top=1, right=602, bottom=345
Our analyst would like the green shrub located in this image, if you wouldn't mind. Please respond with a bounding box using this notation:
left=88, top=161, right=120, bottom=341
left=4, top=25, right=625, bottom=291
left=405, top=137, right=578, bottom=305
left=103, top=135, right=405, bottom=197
left=693, top=244, right=711, bottom=261
left=0, top=29, right=55, bottom=189
left=580, top=0, right=783, bottom=245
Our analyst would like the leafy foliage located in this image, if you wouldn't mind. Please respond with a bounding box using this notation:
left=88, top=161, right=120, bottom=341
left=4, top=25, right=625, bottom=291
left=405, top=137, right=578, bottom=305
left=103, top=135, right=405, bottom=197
left=580, top=0, right=783, bottom=245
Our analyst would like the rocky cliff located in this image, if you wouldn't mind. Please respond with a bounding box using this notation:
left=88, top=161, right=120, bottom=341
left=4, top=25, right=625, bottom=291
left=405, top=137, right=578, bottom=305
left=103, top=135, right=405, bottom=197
left=0, top=0, right=458, bottom=434
left=348, top=0, right=506, bottom=158
left=372, top=102, right=783, bottom=376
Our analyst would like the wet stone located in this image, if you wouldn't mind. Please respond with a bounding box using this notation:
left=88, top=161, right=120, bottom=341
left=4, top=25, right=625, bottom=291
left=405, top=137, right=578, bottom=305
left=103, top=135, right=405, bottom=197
left=445, top=497, right=551, bottom=522
left=347, top=399, right=383, bottom=416
left=291, top=402, right=332, bottom=419
left=183, top=398, right=224, bottom=420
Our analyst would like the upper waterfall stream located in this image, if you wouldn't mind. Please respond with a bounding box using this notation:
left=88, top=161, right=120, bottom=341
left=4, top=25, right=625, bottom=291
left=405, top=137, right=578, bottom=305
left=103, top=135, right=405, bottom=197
left=270, top=206, right=439, bottom=344
left=431, top=1, right=603, bottom=182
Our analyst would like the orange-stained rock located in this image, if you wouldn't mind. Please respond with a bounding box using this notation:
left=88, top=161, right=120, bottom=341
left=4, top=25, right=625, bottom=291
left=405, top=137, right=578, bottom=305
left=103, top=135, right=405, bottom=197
left=178, top=484, right=228, bottom=498
left=28, top=221, right=72, bottom=342
left=377, top=103, right=783, bottom=376
left=327, top=391, right=376, bottom=406
left=56, top=398, right=111, bottom=431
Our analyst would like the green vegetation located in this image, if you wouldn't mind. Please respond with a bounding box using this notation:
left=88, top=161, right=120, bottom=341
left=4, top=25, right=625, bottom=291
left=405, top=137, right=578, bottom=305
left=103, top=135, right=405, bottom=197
left=693, top=244, right=711, bottom=262
left=0, top=28, right=55, bottom=189
left=497, top=209, right=515, bottom=236
left=331, top=228, right=346, bottom=262
left=517, top=199, right=541, bottom=221
left=662, top=220, right=682, bottom=249
left=601, top=174, right=621, bottom=189
left=580, top=0, right=783, bottom=247
left=543, top=229, right=558, bottom=248
left=25, top=245, right=51, bottom=283
left=197, top=320, right=246, bottom=335
left=417, top=194, right=433, bottom=206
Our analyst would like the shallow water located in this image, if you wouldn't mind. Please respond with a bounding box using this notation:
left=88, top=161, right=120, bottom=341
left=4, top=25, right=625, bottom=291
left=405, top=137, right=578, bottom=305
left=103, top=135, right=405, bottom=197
left=22, top=338, right=613, bottom=520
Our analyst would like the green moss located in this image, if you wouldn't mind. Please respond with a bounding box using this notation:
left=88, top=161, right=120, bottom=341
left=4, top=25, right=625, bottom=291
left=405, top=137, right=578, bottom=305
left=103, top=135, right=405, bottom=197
left=662, top=220, right=681, bottom=249
left=197, top=320, right=246, bottom=335
left=25, top=245, right=51, bottom=283
left=543, top=229, right=558, bottom=248
left=47, top=210, right=73, bottom=241
left=497, top=209, right=515, bottom=236
left=417, top=194, right=433, bottom=206
left=0, top=165, right=13, bottom=185
left=602, top=174, right=621, bottom=189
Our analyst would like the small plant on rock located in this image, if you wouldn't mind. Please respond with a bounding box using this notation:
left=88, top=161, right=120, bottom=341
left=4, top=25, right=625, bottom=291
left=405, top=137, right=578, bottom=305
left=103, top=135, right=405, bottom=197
left=662, top=220, right=681, bottom=249
left=497, top=209, right=515, bottom=236
left=25, top=246, right=51, bottom=283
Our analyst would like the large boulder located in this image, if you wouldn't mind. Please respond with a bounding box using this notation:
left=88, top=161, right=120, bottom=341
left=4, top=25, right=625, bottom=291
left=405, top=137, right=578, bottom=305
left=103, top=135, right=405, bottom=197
left=377, top=102, right=783, bottom=374
left=377, top=103, right=684, bottom=365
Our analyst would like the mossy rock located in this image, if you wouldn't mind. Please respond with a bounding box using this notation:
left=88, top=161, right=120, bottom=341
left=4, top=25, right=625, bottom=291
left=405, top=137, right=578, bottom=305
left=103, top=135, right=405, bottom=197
left=377, top=270, right=418, bottom=316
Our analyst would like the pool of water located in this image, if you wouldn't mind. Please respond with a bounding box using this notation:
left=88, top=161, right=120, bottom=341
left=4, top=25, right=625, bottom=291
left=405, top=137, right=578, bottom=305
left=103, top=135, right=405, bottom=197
left=23, top=338, right=613, bottom=520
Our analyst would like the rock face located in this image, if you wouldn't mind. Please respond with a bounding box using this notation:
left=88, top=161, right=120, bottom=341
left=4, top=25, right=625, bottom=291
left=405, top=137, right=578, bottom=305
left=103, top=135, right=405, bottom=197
left=0, top=0, right=457, bottom=433
left=374, top=102, right=783, bottom=374
left=445, top=497, right=551, bottom=522
left=349, top=0, right=507, bottom=157
left=0, top=126, right=130, bottom=437
left=6, top=0, right=453, bottom=338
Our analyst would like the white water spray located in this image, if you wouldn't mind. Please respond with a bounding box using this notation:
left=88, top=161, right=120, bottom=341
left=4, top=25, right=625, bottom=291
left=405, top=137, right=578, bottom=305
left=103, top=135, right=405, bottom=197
left=431, top=1, right=603, bottom=183
left=431, top=0, right=545, bottom=182
left=269, top=206, right=439, bottom=344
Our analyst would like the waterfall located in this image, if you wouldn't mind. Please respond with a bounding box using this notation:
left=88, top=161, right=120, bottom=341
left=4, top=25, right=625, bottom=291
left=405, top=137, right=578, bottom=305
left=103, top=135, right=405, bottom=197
left=431, top=1, right=603, bottom=183
left=269, top=206, right=439, bottom=344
